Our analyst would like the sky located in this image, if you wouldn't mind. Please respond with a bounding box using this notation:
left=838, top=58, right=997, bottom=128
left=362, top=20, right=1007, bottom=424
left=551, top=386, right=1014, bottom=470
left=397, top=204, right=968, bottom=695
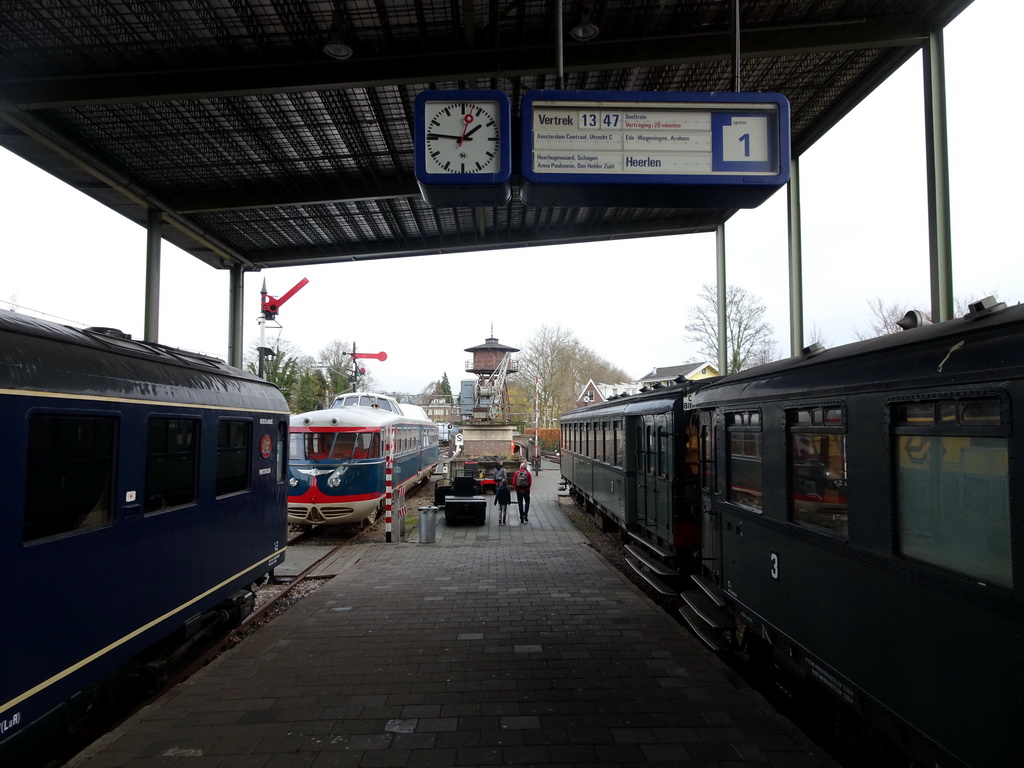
left=2, top=0, right=1021, bottom=397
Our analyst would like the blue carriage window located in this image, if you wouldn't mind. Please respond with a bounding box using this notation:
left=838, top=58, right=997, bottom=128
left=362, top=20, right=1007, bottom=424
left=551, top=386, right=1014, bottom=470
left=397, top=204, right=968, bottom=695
left=24, top=413, right=116, bottom=542
left=145, top=418, right=198, bottom=513
left=216, top=419, right=251, bottom=496
left=277, top=421, right=288, bottom=483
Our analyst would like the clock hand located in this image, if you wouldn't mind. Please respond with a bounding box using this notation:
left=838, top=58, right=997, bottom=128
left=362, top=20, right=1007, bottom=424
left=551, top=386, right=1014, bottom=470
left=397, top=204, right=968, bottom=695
left=427, top=132, right=471, bottom=140
left=458, top=113, right=474, bottom=146
left=462, top=124, right=483, bottom=140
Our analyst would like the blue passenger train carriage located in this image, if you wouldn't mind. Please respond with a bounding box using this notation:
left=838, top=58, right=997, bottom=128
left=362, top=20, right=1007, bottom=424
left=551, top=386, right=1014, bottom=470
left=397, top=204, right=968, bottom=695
left=0, top=312, right=289, bottom=764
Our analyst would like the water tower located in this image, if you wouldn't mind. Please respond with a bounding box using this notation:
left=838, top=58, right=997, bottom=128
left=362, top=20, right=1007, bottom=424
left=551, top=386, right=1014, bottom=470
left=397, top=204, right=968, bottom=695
left=461, top=334, right=519, bottom=421
left=452, top=332, right=520, bottom=465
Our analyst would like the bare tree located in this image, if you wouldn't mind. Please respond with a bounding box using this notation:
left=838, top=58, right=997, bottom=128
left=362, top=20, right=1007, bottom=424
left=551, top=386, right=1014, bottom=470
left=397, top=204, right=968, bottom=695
left=511, top=325, right=631, bottom=424
left=685, top=284, right=778, bottom=374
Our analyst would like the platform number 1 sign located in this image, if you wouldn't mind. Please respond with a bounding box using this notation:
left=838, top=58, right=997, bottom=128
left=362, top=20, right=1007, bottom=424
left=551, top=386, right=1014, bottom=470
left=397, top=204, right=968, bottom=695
left=710, top=111, right=777, bottom=174
left=721, top=115, right=769, bottom=163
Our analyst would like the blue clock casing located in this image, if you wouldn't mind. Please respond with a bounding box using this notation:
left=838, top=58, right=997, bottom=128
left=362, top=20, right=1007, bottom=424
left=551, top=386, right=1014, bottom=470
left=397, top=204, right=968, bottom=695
left=414, top=89, right=513, bottom=207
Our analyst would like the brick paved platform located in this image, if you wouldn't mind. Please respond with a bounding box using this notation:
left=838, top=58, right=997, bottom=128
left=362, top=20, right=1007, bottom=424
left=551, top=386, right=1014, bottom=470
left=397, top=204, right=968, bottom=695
left=70, top=469, right=830, bottom=768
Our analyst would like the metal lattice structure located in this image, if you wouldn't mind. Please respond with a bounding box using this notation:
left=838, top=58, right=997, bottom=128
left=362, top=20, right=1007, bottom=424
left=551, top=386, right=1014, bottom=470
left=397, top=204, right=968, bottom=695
left=0, top=1, right=972, bottom=272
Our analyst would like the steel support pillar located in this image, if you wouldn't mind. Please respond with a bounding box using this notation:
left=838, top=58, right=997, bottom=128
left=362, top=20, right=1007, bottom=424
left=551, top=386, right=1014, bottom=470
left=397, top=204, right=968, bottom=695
left=787, top=155, right=805, bottom=355
left=923, top=27, right=954, bottom=321
left=716, top=223, right=728, bottom=375
left=228, top=263, right=245, bottom=368
left=144, top=208, right=161, bottom=343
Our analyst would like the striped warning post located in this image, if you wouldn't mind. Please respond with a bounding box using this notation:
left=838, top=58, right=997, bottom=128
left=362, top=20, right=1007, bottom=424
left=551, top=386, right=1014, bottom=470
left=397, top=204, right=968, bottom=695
left=384, top=428, right=394, bottom=543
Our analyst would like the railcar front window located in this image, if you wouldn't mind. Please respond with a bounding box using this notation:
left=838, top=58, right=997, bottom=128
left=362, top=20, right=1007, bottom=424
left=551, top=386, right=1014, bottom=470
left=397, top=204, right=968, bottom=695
left=726, top=411, right=762, bottom=511
left=787, top=407, right=849, bottom=536
left=894, top=396, right=1011, bottom=587
left=24, top=414, right=116, bottom=542
left=302, top=432, right=332, bottom=460
left=145, top=418, right=198, bottom=513
left=353, top=431, right=380, bottom=459
left=330, top=433, right=357, bottom=460
left=216, top=419, right=251, bottom=496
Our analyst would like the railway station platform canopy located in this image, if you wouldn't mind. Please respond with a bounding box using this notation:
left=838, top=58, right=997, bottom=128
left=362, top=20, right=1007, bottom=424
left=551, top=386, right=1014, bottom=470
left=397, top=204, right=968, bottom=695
left=0, top=1, right=969, bottom=271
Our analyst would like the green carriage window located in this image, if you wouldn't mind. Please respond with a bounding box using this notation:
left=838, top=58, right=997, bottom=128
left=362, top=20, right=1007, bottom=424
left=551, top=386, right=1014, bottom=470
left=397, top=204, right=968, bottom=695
left=726, top=410, right=762, bottom=511
left=787, top=407, right=848, bottom=537
left=893, top=396, right=1011, bottom=587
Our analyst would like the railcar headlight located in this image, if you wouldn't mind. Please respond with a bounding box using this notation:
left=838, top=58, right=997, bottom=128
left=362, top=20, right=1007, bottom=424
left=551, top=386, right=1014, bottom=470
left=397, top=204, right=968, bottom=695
left=328, top=473, right=342, bottom=488
left=289, top=477, right=298, bottom=487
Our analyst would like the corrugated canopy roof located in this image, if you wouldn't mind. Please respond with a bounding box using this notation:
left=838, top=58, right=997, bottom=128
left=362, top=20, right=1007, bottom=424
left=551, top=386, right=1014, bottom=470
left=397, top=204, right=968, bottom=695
left=0, top=0, right=972, bottom=272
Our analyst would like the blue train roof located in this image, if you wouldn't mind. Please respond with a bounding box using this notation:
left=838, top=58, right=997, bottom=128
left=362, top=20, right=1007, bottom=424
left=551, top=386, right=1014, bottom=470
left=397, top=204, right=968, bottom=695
left=0, top=311, right=287, bottom=413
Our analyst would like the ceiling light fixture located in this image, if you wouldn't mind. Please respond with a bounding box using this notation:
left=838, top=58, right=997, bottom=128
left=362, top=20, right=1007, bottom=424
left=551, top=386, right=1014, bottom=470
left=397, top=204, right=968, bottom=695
left=323, top=5, right=354, bottom=60
left=569, top=8, right=599, bottom=42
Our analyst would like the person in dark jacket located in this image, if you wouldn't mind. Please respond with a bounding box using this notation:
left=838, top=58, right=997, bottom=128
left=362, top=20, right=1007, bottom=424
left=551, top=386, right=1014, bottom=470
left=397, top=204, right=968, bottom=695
left=492, top=463, right=507, bottom=491
left=493, top=480, right=511, bottom=525
left=513, top=462, right=533, bottom=522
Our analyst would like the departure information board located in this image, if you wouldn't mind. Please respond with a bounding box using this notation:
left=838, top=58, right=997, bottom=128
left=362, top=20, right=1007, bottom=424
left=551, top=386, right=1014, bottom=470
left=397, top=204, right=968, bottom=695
left=520, top=90, right=790, bottom=208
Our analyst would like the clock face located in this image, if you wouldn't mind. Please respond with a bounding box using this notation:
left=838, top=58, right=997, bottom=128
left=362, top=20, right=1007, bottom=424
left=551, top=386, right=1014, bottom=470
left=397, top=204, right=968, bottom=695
left=423, top=100, right=501, bottom=175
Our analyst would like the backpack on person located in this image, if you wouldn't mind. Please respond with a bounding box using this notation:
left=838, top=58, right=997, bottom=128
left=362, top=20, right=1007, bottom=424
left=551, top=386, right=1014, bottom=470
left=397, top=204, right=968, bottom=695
left=515, top=470, right=530, bottom=489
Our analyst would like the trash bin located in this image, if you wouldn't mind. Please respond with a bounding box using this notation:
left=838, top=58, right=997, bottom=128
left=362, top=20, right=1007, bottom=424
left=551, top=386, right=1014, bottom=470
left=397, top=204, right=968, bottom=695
left=418, top=505, right=437, bottom=543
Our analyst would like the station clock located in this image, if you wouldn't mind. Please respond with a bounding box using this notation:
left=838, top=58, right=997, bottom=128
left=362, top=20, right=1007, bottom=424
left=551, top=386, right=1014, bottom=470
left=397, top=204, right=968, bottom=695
left=414, top=89, right=512, bottom=207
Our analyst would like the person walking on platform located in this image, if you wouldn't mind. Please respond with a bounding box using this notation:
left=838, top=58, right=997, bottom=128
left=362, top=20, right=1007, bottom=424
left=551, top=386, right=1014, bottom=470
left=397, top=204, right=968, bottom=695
left=494, top=480, right=511, bottom=525
left=513, top=462, right=533, bottom=522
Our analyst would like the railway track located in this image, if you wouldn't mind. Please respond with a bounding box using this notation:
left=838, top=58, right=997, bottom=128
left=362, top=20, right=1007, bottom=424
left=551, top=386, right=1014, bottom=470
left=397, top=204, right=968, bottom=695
left=60, top=516, right=378, bottom=766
